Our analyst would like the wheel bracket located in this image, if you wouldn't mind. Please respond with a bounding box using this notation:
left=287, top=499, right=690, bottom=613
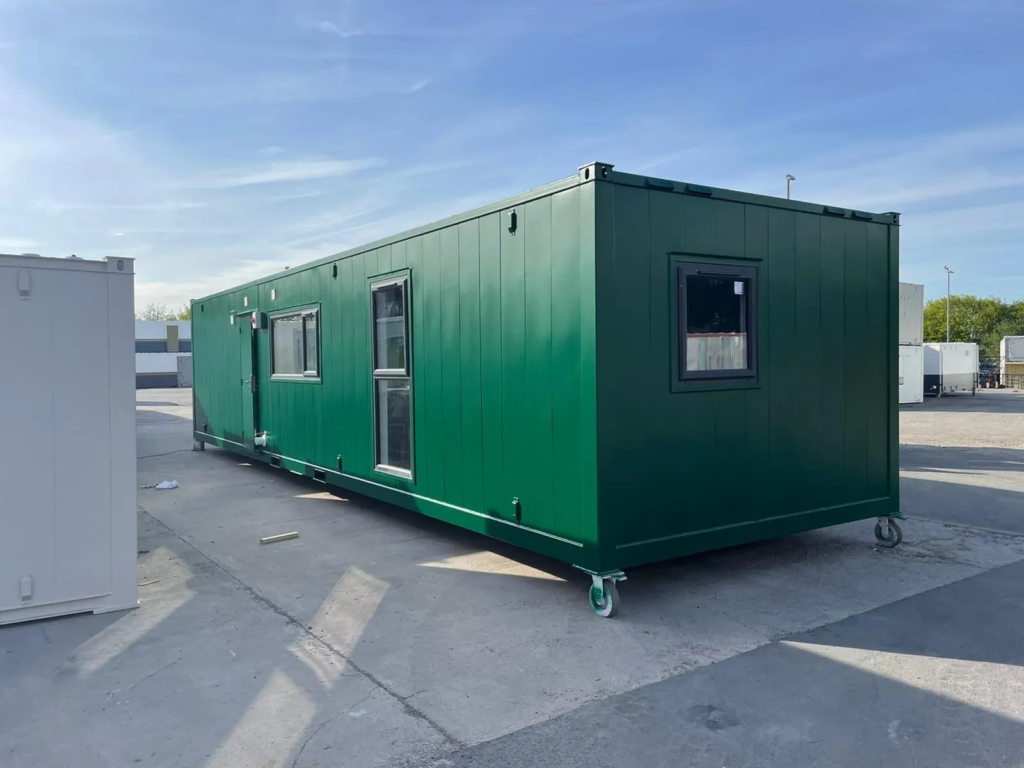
left=874, top=516, right=903, bottom=548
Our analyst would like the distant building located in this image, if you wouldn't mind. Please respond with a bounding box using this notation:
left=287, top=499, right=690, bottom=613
left=1000, top=336, right=1024, bottom=380
left=136, top=320, right=191, bottom=388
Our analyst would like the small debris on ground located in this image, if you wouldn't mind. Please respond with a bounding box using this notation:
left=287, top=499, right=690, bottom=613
left=259, top=531, right=299, bottom=545
left=140, top=480, right=179, bottom=490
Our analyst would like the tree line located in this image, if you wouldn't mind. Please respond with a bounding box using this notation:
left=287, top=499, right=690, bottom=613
left=923, top=295, right=1024, bottom=359
left=136, top=302, right=191, bottom=321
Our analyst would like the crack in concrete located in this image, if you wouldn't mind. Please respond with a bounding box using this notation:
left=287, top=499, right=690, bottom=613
left=290, top=716, right=337, bottom=768
left=139, top=508, right=463, bottom=749
left=129, top=656, right=182, bottom=691
left=290, top=703, right=362, bottom=768
left=291, top=692, right=379, bottom=766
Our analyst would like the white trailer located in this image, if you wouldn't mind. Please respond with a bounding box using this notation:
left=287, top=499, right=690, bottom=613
left=899, top=345, right=924, bottom=404
left=0, top=253, right=138, bottom=625
left=898, top=282, right=924, bottom=346
left=924, top=342, right=979, bottom=396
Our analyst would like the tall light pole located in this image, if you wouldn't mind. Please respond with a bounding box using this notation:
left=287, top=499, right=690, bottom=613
left=944, top=266, right=954, bottom=343
left=786, top=174, right=795, bottom=200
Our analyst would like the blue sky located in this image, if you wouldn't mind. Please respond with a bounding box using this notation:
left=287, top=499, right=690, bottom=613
left=1, top=0, right=1021, bottom=309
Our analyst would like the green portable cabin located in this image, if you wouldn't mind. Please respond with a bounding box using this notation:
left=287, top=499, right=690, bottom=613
left=191, top=161, right=902, bottom=617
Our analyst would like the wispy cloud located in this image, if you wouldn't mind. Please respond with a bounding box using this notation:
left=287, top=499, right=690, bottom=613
left=189, top=158, right=385, bottom=189
left=108, top=226, right=234, bottom=235
left=141, top=192, right=507, bottom=308
left=309, top=19, right=362, bottom=39
left=0, top=237, right=38, bottom=251
left=910, top=200, right=1024, bottom=238
left=264, top=190, right=326, bottom=202
left=155, top=64, right=431, bottom=107
left=135, top=258, right=292, bottom=308
left=29, top=200, right=205, bottom=214
left=718, top=120, right=1024, bottom=212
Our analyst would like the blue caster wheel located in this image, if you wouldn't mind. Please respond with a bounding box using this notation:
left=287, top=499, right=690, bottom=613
left=589, top=578, right=620, bottom=618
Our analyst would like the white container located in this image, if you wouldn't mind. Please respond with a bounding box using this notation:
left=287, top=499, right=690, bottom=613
left=923, top=342, right=978, bottom=396
left=0, top=254, right=138, bottom=625
left=136, top=319, right=191, bottom=343
left=136, top=351, right=192, bottom=388
left=177, top=355, right=193, bottom=388
left=898, top=282, right=924, bottom=346
left=1000, top=336, right=1024, bottom=365
left=898, top=345, right=923, bottom=404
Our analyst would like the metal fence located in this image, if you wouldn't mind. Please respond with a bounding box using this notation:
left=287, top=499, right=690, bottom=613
left=978, top=359, right=1024, bottom=389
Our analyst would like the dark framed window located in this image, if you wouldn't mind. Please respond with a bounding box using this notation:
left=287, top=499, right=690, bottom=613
left=271, top=308, right=319, bottom=378
left=677, top=262, right=758, bottom=382
left=371, top=276, right=412, bottom=478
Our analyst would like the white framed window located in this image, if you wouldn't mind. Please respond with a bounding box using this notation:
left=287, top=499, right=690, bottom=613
left=271, top=308, right=320, bottom=379
left=371, top=277, right=412, bottom=477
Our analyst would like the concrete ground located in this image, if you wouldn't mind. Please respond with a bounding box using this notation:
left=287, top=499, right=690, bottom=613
left=2, top=389, right=1023, bottom=767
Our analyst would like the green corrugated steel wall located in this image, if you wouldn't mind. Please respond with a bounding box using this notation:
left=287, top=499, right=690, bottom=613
left=192, top=289, right=247, bottom=446
left=192, top=167, right=898, bottom=574
left=193, top=183, right=599, bottom=564
left=593, top=182, right=897, bottom=569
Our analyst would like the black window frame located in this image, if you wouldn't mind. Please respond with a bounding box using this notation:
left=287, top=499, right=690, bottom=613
left=370, top=275, right=414, bottom=479
left=676, top=262, right=759, bottom=383
left=270, top=307, right=321, bottom=380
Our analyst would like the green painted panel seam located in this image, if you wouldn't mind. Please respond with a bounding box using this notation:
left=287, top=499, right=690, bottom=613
left=615, top=496, right=891, bottom=550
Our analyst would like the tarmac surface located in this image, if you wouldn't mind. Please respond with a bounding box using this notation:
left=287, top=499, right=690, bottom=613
left=2, top=389, right=1023, bottom=767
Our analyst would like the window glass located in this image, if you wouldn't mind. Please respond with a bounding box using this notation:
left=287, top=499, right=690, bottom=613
left=374, top=285, right=406, bottom=371
left=685, top=275, right=749, bottom=372
left=376, top=379, right=411, bottom=471
left=304, top=314, right=319, bottom=375
left=371, top=277, right=412, bottom=476
left=272, top=311, right=319, bottom=377
left=272, top=315, right=304, bottom=375
left=678, top=264, right=757, bottom=381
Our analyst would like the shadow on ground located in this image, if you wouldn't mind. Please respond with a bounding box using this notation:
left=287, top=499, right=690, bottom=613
left=426, top=560, right=1024, bottom=768
left=905, top=390, right=1024, bottom=415
left=901, top=444, right=1024, bottom=474
left=0, top=509, right=446, bottom=768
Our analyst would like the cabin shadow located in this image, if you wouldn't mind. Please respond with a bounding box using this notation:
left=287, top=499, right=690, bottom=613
left=465, top=637, right=1024, bottom=768
left=201, top=447, right=582, bottom=583
left=900, top=444, right=1024, bottom=474
left=785, top=556, right=1024, bottom=668
left=910, top=390, right=1024, bottom=414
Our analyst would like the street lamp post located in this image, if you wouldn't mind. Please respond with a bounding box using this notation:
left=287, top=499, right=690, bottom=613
left=944, top=266, right=954, bottom=343
left=786, top=174, right=795, bottom=200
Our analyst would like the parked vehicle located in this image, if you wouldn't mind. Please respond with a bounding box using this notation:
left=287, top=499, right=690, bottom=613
left=924, top=342, right=979, bottom=396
